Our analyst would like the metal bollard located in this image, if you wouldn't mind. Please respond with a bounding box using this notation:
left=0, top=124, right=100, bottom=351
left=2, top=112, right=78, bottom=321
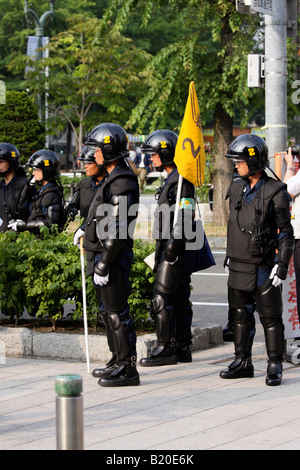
left=55, top=374, right=84, bottom=450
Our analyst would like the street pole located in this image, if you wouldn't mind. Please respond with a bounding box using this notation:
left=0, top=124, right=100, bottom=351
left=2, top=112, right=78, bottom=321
left=264, top=0, right=288, bottom=168
left=24, top=0, right=55, bottom=124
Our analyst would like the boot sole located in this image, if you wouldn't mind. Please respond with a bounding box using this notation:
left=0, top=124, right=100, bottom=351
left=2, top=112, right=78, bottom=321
left=139, top=358, right=177, bottom=367
left=98, top=376, right=140, bottom=387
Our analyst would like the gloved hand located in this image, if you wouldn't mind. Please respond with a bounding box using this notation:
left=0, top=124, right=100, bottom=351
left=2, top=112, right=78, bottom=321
left=168, top=256, right=178, bottom=266
left=224, top=257, right=230, bottom=274
left=29, top=176, right=36, bottom=186
left=7, top=219, right=22, bottom=231
left=269, top=264, right=284, bottom=287
left=73, top=228, right=85, bottom=247
left=93, top=272, right=109, bottom=286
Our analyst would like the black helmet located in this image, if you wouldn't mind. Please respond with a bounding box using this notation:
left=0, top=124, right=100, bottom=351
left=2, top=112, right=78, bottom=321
left=78, top=146, right=96, bottom=163
left=27, top=149, right=61, bottom=180
left=225, top=134, right=269, bottom=176
left=141, top=130, right=178, bottom=169
left=84, top=123, right=129, bottom=165
left=0, top=142, right=21, bottom=170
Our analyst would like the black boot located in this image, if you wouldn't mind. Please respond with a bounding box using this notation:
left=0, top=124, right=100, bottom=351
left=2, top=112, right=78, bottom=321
left=176, top=330, right=193, bottom=362
left=139, top=339, right=177, bottom=367
left=262, top=317, right=284, bottom=387
left=98, top=356, right=140, bottom=387
left=176, top=344, right=192, bottom=363
left=220, top=307, right=254, bottom=379
left=92, top=354, right=118, bottom=378
left=266, top=361, right=282, bottom=386
left=220, top=356, right=254, bottom=379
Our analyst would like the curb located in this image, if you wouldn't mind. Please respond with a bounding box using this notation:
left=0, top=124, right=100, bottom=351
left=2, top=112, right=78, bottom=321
left=0, top=324, right=223, bottom=363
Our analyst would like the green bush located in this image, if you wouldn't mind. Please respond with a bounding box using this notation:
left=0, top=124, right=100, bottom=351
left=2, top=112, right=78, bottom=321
left=0, top=91, right=45, bottom=164
left=0, top=230, right=155, bottom=331
left=129, top=238, right=155, bottom=331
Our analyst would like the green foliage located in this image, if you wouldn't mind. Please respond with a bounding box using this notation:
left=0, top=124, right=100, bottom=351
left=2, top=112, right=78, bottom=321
left=0, top=230, right=28, bottom=321
left=9, top=15, right=151, bottom=153
left=0, top=90, right=45, bottom=164
left=128, top=239, right=155, bottom=330
left=0, top=230, right=155, bottom=331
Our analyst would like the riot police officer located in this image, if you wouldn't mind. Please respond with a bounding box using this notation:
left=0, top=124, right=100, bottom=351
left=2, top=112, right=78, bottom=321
left=81, top=122, right=140, bottom=387
left=65, top=146, right=106, bottom=223
left=220, top=134, right=294, bottom=386
left=139, top=129, right=214, bottom=367
left=8, top=149, right=65, bottom=234
left=0, top=142, right=30, bottom=231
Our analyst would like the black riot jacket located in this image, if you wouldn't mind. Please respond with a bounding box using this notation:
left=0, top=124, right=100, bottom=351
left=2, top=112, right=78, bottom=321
left=16, top=181, right=65, bottom=234
left=226, top=174, right=292, bottom=266
left=64, top=176, right=102, bottom=222
left=0, top=169, right=29, bottom=232
left=83, top=162, right=139, bottom=276
left=153, top=167, right=195, bottom=267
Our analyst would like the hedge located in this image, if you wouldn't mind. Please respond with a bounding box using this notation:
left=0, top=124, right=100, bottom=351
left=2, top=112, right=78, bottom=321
left=0, top=228, right=155, bottom=331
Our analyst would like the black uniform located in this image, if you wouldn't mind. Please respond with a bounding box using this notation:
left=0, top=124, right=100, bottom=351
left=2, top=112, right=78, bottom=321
left=140, top=167, right=215, bottom=366
left=83, top=161, right=140, bottom=386
left=65, top=177, right=102, bottom=222
left=0, top=168, right=30, bottom=232
left=16, top=181, right=65, bottom=234
left=220, top=172, right=294, bottom=384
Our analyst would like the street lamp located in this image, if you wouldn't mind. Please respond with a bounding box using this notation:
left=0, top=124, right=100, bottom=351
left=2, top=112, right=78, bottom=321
left=24, top=0, right=55, bottom=123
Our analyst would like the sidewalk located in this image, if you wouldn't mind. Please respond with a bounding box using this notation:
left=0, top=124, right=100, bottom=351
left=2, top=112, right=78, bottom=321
left=1, top=338, right=300, bottom=451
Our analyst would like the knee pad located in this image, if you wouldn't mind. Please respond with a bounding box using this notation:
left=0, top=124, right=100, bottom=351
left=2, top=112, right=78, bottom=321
left=233, top=308, right=248, bottom=324
left=152, top=294, right=165, bottom=314
left=107, top=313, right=130, bottom=361
left=152, top=294, right=172, bottom=344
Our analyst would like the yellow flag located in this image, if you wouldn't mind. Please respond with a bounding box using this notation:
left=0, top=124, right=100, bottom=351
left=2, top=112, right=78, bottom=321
left=174, top=82, right=205, bottom=187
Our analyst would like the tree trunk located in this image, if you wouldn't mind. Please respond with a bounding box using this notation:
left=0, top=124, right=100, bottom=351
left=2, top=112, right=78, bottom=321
left=212, top=103, right=233, bottom=226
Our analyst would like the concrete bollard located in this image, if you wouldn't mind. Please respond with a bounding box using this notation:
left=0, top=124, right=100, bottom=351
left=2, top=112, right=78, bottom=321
left=55, top=374, right=84, bottom=450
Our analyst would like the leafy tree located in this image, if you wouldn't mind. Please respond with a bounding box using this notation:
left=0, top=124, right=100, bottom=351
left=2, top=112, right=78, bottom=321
left=10, top=15, right=151, bottom=154
left=96, top=0, right=262, bottom=225
left=0, top=90, right=45, bottom=163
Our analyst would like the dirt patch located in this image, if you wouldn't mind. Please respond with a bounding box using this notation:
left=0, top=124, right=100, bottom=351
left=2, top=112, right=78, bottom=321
left=0, top=318, right=154, bottom=336
left=0, top=318, right=103, bottom=335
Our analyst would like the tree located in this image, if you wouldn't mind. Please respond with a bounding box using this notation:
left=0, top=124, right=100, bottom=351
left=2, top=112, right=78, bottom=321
left=0, top=90, right=45, bottom=164
left=96, top=0, right=261, bottom=226
left=9, top=15, right=151, bottom=155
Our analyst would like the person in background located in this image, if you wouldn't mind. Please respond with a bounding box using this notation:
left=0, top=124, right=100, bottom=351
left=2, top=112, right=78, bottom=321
left=65, top=146, right=106, bottom=223
left=220, top=134, right=294, bottom=387
left=283, top=146, right=300, bottom=358
left=8, top=150, right=65, bottom=234
left=134, top=150, right=154, bottom=192
left=0, top=142, right=30, bottom=232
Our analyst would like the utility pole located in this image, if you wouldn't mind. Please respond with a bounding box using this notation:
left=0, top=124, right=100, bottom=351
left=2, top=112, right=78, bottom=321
left=264, top=0, right=288, bottom=169
left=237, top=0, right=298, bottom=169
left=24, top=0, right=55, bottom=124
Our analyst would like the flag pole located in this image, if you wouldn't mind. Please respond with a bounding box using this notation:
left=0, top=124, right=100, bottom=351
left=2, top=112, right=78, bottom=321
left=173, top=173, right=183, bottom=226
left=80, top=237, right=91, bottom=374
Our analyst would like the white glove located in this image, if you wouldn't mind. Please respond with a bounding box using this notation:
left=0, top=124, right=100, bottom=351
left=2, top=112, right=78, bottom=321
left=93, top=273, right=109, bottom=286
left=73, top=228, right=85, bottom=247
left=7, top=219, right=22, bottom=231
left=224, top=258, right=230, bottom=274
left=269, top=264, right=283, bottom=287
left=29, top=176, right=36, bottom=186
